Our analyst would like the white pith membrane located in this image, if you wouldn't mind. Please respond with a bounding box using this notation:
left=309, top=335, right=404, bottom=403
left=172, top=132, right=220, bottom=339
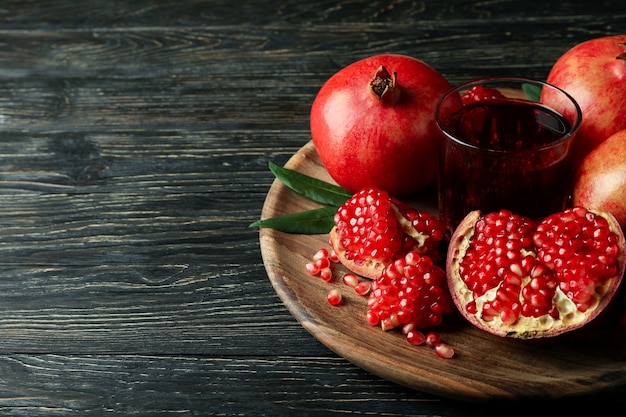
left=447, top=209, right=626, bottom=339
left=395, top=205, right=433, bottom=250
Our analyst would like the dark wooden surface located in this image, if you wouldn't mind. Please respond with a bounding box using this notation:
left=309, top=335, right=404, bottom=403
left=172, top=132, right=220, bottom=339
left=0, top=1, right=624, bottom=415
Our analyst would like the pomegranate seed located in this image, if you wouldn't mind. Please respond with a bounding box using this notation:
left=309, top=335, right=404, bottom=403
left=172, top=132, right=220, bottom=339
left=366, top=310, right=380, bottom=325
left=315, top=257, right=331, bottom=270
left=305, top=261, right=320, bottom=276
left=461, top=85, right=505, bottom=104
left=406, top=330, right=426, bottom=346
left=434, top=342, right=455, bottom=359
left=327, top=289, right=342, bottom=306
left=425, top=332, right=441, bottom=347
left=342, top=273, right=359, bottom=288
left=313, top=248, right=330, bottom=260
left=328, top=249, right=340, bottom=263
left=319, top=267, right=333, bottom=282
left=354, top=281, right=371, bottom=296
left=402, top=323, right=415, bottom=334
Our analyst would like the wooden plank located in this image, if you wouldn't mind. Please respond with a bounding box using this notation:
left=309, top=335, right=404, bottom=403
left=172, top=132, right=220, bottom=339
left=0, top=354, right=456, bottom=416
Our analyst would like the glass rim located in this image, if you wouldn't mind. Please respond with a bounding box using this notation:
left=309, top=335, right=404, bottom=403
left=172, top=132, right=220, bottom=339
left=435, top=77, right=583, bottom=153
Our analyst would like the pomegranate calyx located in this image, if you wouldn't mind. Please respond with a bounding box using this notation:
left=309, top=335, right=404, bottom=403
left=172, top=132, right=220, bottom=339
left=369, top=65, right=400, bottom=104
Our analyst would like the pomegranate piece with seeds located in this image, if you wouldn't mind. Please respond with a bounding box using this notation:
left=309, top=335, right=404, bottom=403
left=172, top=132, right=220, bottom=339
left=446, top=207, right=626, bottom=338
left=329, top=187, right=446, bottom=279
left=367, top=251, right=454, bottom=331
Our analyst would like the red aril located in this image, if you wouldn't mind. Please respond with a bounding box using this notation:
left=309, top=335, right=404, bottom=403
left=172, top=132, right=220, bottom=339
left=446, top=207, right=626, bottom=338
left=424, top=331, right=441, bottom=347
left=342, top=273, right=359, bottom=288
left=310, top=54, right=453, bottom=196
left=327, top=289, right=342, bottom=306
left=541, top=35, right=626, bottom=164
left=434, top=342, right=455, bottom=359
left=406, top=330, right=426, bottom=346
left=461, top=85, right=505, bottom=104
left=353, top=281, right=371, bottom=296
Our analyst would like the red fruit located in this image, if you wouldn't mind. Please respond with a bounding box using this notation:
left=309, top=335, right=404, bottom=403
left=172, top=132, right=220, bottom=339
left=367, top=251, right=454, bottom=331
left=461, top=85, right=505, bottom=104
left=446, top=207, right=626, bottom=338
left=573, top=129, right=626, bottom=230
left=310, top=54, right=453, bottom=196
left=541, top=35, right=626, bottom=164
left=329, top=187, right=446, bottom=279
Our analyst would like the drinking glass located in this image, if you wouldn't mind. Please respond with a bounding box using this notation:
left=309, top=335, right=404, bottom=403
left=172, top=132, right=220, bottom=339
left=435, top=77, right=582, bottom=232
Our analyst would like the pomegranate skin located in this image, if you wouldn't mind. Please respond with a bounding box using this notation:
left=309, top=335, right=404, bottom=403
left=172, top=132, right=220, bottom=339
left=310, top=54, right=453, bottom=196
left=573, top=129, right=626, bottom=230
left=446, top=209, right=626, bottom=339
left=541, top=35, right=626, bottom=165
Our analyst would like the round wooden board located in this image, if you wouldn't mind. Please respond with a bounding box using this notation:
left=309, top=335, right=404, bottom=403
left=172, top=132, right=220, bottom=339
left=258, top=141, right=626, bottom=401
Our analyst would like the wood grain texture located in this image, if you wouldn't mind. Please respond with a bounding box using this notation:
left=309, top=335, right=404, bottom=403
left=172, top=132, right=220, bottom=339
left=0, top=0, right=622, bottom=415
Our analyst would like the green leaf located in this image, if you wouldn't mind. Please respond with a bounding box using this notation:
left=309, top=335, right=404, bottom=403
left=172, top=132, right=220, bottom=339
left=269, top=161, right=352, bottom=206
left=249, top=205, right=338, bottom=234
left=522, top=83, right=542, bottom=102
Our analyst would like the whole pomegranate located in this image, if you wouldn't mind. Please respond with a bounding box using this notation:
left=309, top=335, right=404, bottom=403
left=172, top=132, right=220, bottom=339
left=310, top=54, right=453, bottom=196
left=446, top=207, right=626, bottom=339
left=541, top=35, right=626, bottom=164
left=573, top=128, right=626, bottom=229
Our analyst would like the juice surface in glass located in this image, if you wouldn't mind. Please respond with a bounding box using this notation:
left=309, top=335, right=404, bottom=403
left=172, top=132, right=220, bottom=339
left=437, top=85, right=579, bottom=232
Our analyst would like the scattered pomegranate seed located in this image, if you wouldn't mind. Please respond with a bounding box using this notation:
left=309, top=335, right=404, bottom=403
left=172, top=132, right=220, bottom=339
left=327, top=289, right=342, bottom=306
left=328, top=249, right=340, bottom=263
left=306, top=248, right=337, bottom=282
left=434, top=342, right=455, bottom=359
left=313, top=248, right=330, bottom=260
left=319, top=267, right=333, bottom=282
left=342, top=273, right=359, bottom=288
left=406, top=330, right=426, bottom=346
left=315, top=257, right=331, bottom=270
left=425, top=332, right=441, bottom=347
left=305, top=261, right=320, bottom=276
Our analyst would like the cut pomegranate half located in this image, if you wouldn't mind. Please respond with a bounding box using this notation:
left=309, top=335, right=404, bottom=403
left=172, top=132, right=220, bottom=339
left=446, top=207, right=626, bottom=338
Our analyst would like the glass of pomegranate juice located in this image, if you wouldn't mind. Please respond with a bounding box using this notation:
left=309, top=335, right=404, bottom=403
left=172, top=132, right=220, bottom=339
left=435, top=77, right=582, bottom=232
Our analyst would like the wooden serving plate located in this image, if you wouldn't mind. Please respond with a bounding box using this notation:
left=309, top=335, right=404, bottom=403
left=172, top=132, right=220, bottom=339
left=258, top=142, right=626, bottom=401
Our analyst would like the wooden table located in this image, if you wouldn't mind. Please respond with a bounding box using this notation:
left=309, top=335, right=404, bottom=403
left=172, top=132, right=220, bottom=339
left=0, top=1, right=624, bottom=415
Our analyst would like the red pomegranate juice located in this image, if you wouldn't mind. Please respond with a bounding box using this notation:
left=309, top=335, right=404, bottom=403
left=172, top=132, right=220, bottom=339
left=438, top=99, right=574, bottom=231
